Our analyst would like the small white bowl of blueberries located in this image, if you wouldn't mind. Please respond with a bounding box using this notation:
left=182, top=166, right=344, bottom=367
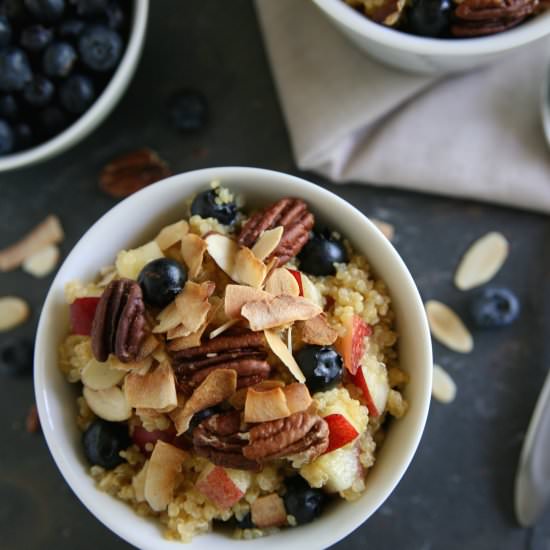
left=0, top=0, right=148, bottom=172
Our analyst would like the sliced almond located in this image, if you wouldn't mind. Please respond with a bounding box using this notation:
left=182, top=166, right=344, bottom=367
left=81, top=358, right=126, bottom=390
left=153, top=302, right=181, bottom=334
left=124, top=361, right=178, bottom=411
left=108, top=355, right=153, bottom=374
left=242, top=295, right=322, bottom=331
left=144, top=441, right=188, bottom=511
left=283, top=383, right=312, bottom=414
left=22, top=244, right=60, bottom=278
left=224, top=284, right=272, bottom=319
left=155, top=220, right=189, bottom=251
left=228, top=380, right=285, bottom=410
left=251, top=226, right=284, bottom=261
left=171, top=369, right=237, bottom=435
left=167, top=322, right=208, bottom=351
left=136, top=334, right=159, bottom=361
left=232, top=246, right=267, bottom=288
left=0, top=296, right=30, bottom=332
left=244, top=387, right=290, bottom=423
left=426, top=300, right=473, bottom=353
left=454, top=232, right=509, bottom=291
left=205, top=233, right=239, bottom=275
left=300, top=273, right=323, bottom=307
left=432, top=364, right=457, bottom=403
left=264, top=268, right=300, bottom=297
left=371, top=218, right=395, bottom=241
left=174, top=281, right=215, bottom=335
left=83, top=386, right=131, bottom=421
left=209, top=319, right=239, bottom=339
left=180, top=233, right=207, bottom=278
left=297, top=313, right=338, bottom=346
left=0, top=215, right=64, bottom=272
left=133, top=460, right=149, bottom=502
left=264, top=329, right=305, bottom=383
left=251, top=493, right=287, bottom=528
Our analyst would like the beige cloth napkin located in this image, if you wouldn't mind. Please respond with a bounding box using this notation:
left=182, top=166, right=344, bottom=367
left=255, top=0, right=550, bottom=214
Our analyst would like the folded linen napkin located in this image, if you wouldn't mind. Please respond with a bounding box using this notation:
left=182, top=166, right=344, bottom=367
left=255, top=0, right=550, bottom=214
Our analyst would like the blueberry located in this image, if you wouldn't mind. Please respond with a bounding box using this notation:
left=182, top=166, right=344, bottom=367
left=187, top=407, right=220, bottom=434
left=284, top=476, right=325, bottom=525
left=79, top=25, right=122, bottom=72
left=24, top=0, right=65, bottom=22
left=82, top=419, right=130, bottom=469
left=0, top=339, right=34, bottom=376
left=0, top=94, right=18, bottom=121
left=105, top=1, right=124, bottom=29
left=137, top=258, right=188, bottom=309
left=74, top=0, right=109, bottom=16
left=13, top=122, right=33, bottom=149
left=298, top=231, right=348, bottom=276
left=43, top=42, right=77, bottom=77
left=168, top=90, right=208, bottom=133
left=58, top=18, right=86, bottom=39
left=39, top=105, right=68, bottom=136
left=471, top=287, right=520, bottom=328
left=0, top=48, right=32, bottom=92
left=0, top=16, right=11, bottom=47
left=235, top=512, right=254, bottom=529
left=4, top=0, right=29, bottom=22
left=23, top=74, right=54, bottom=107
left=21, top=24, right=54, bottom=51
left=59, top=74, right=94, bottom=113
left=295, top=345, right=343, bottom=393
left=190, top=189, right=237, bottom=225
left=406, top=0, right=452, bottom=37
left=0, top=119, right=14, bottom=155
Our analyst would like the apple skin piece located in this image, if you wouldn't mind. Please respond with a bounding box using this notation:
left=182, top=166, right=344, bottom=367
left=323, top=413, right=359, bottom=454
left=335, top=314, right=372, bottom=375
left=287, top=269, right=304, bottom=296
left=195, top=464, right=251, bottom=510
left=352, top=362, right=390, bottom=417
left=70, top=297, right=101, bottom=336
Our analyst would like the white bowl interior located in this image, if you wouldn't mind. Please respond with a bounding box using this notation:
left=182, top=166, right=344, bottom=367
left=34, top=167, right=432, bottom=550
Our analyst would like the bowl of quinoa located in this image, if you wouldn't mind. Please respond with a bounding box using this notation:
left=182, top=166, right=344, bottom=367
left=34, top=167, right=432, bottom=549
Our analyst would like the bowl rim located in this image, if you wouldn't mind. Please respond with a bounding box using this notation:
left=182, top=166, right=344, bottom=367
left=0, top=0, right=149, bottom=173
left=34, top=167, right=432, bottom=549
left=312, top=0, right=550, bottom=56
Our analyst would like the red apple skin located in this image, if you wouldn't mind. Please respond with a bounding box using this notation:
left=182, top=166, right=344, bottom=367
left=287, top=269, right=304, bottom=296
left=323, top=413, right=359, bottom=453
left=352, top=365, right=388, bottom=418
left=70, top=297, right=100, bottom=336
left=336, top=315, right=372, bottom=375
left=195, top=465, right=245, bottom=510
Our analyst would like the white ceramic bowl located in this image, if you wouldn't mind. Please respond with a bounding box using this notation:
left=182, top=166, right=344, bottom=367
left=312, top=0, right=550, bottom=74
left=34, top=167, right=432, bottom=550
left=0, top=0, right=149, bottom=173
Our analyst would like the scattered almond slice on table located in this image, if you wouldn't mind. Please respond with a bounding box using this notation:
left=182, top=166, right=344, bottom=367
left=454, top=231, right=509, bottom=290
left=371, top=218, right=395, bottom=241
left=0, top=296, right=30, bottom=332
left=22, top=244, right=60, bottom=277
left=432, top=364, right=457, bottom=403
left=425, top=300, right=473, bottom=353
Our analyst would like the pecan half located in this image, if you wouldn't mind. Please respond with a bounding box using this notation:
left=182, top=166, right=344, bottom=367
left=237, top=198, right=314, bottom=266
left=451, top=0, right=537, bottom=36
left=91, top=279, right=147, bottom=363
left=99, top=148, right=172, bottom=198
left=243, top=411, right=329, bottom=464
left=193, top=410, right=260, bottom=471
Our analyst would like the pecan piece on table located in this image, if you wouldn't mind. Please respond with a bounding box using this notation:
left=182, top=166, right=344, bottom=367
left=193, top=410, right=260, bottom=471
left=91, top=278, right=147, bottom=363
left=237, top=198, right=315, bottom=266
left=243, top=411, right=329, bottom=464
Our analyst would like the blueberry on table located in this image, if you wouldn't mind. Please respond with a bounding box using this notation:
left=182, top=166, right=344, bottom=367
left=295, top=345, right=343, bottom=393
left=190, top=189, right=237, bottom=225
left=42, top=42, right=77, bottom=78
left=13, top=122, right=33, bottom=149
left=38, top=104, right=68, bottom=136
left=58, top=18, right=86, bottom=39
left=0, top=339, right=34, bottom=376
left=23, top=75, right=54, bottom=107
left=59, top=74, right=94, bottom=113
left=298, top=231, right=348, bottom=276
left=168, top=90, right=208, bottom=133
left=21, top=24, right=54, bottom=51
left=79, top=25, right=122, bottom=72
left=0, top=48, right=32, bottom=92
left=137, top=258, right=188, bottom=309
left=471, top=287, right=520, bottom=328
left=284, top=476, right=325, bottom=525
left=82, top=419, right=130, bottom=469
left=0, top=119, right=14, bottom=155
left=0, top=94, right=19, bottom=121
left=406, top=0, right=452, bottom=38
left=0, top=16, right=12, bottom=47
left=24, top=0, right=65, bottom=22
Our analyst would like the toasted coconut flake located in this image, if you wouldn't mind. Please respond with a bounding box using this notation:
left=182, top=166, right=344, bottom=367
left=298, top=314, right=338, bottom=345
left=283, top=383, right=312, bottom=414
left=167, top=322, right=208, bottom=351
left=22, top=244, right=60, bottom=278
left=300, top=273, right=323, bottom=307
left=371, top=218, right=395, bottom=241
left=0, top=296, right=30, bottom=332
left=110, top=356, right=153, bottom=374
left=153, top=302, right=181, bottom=334
left=426, top=300, right=473, bottom=353
left=244, top=387, right=290, bottom=423
left=171, top=369, right=237, bottom=435
left=0, top=215, right=64, bottom=272
left=181, top=233, right=207, bottom=278
left=264, top=329, right=305, bottom=383
left=81, top=358, right=126, bottom=390
left=133, top=460, right=149, bottom=502
left=251, top=226, right=284, bottom=261
left=224, top=284, right=272, bottom=319
left=251, top=493, right=287, bottom=528
left=124, top=361, right=178, bottom=411
left=242, top=295, right=322, bottom=331
left=454, top=232, right=509, bottom=291
left=228, top=380, right=285, bottom=410
left=264, top=268, right=300, bottom=297
left=144, top=441, right=188, bottom=511
left=174, top=281, right=215, bottom=334
left=155, top=220, right=189, bottom=251
left=83, top=386, right=131, bottom=421
left=209, top=319, right=239, bottom=339
left=432, top=364, right=457, bottom=403
left=232, top=247, right=267, bottom=288
left=136, top=334, right=159, bottom=361
left=205, top=233, right=239, bottom=275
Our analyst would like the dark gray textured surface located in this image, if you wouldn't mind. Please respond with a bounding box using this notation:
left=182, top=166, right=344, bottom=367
left=1, top=1, right=549, bottom=549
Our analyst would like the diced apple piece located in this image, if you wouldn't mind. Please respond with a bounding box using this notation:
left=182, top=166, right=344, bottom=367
left=251, top=493, right=287, bottom=528
left=323, top=413, right=359, bottom=453
left=244, top=387, right=290, bottom=423
left=70, top=297, right=100, bottom=336
left=195, top=463, right=251, bottom=509
left=335, top=314, right=372, bottom=375
left=353, top=361, right=390, bottom=417
left=283, top=383, right=312, bottom=414
left=115, top=241, right=164, bottom=280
